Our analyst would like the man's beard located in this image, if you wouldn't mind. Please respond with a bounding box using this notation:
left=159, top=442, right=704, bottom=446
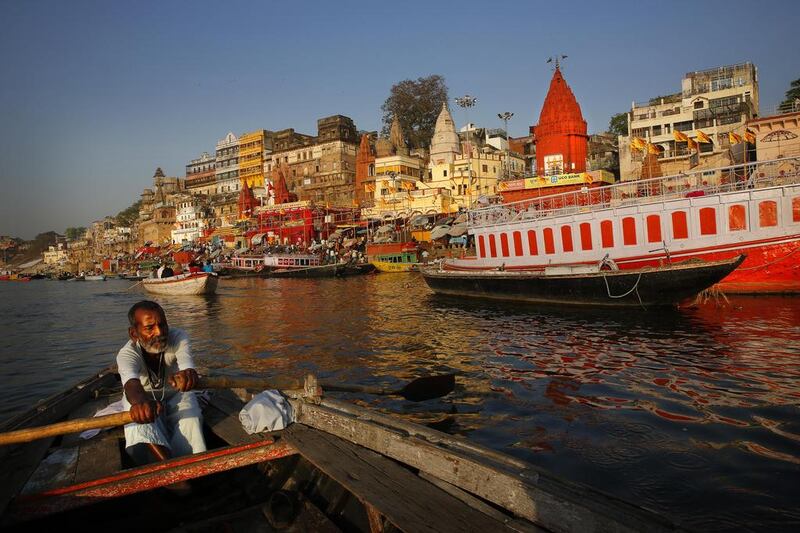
left=139, top=335, right=167, bottom=353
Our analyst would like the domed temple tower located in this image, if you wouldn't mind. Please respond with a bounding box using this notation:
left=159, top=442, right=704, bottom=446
left=429, top=102, right=461, bottom=166
left=532, top=66, right=588, bottom=176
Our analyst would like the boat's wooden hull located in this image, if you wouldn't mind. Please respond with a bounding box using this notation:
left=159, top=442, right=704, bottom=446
left=269, top=263, right=342, bottom=278
left=422, top=256, right=745, bottom=306
left=84, top=275, right=106, bottom=281
left=0, top=371, right=681, bottom=532
left=337, top=263, right=377, bottom=276
left=142, top=273, right=218, bottom=295
left=370, top=260, right=417, bottom=273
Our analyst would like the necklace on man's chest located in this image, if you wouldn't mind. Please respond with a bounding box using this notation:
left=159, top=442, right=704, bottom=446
left=146, top=352, right=166, bottom=402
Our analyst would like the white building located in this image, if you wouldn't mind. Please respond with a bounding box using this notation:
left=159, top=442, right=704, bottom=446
left=171, top=195, right=208, bottom=245
left=619, top=62, right=759, bottom=181
left=215, top=132, right=240, bottom=195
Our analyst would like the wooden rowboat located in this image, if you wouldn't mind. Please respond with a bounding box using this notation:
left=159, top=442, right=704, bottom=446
left=268, top=263, right=343, bottom=278
left=141, top=272, right=218, bottom=295
left=0, top=370, right=681, bottom=532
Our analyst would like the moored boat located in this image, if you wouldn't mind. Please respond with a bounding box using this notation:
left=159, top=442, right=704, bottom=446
left=457, top=156, right=800, bottom=293
left=141, top=272, right=218, bottom=295
left=0, top=370, right=680, bottom=532
left=84, top=275, right=106, bottom=281
left=269, top=262, right=342, bottom=278
left=367, top=241, right=420, bottom=272
left=422, top=255, right=745, bottom=307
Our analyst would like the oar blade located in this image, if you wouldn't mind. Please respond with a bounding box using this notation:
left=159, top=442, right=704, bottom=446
left=398, top=374, right=456, bottom=402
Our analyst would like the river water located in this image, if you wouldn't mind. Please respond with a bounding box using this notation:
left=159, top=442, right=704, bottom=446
left=1, top=276, right=799, bottom=531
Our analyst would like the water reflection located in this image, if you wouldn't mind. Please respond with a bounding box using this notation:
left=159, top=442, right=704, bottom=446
left=1, top=279, right=799, bottom=531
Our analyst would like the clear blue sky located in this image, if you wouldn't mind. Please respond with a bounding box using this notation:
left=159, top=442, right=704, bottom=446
left=1, top=0, right=797, bottom=239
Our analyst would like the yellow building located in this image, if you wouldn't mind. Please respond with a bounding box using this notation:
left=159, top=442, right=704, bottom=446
left=239, top=130, right=271, bottom=189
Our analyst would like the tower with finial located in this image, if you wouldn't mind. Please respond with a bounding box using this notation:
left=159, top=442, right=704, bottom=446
left=531, top=56, right=587, bottom=177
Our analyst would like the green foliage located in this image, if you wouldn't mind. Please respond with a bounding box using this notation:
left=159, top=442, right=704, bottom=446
left=381, top=75, right=449, bottom=149
left=608, top=112, right=629, bottom=137
left=64, top=227, right=86, bottom=240
left=779, top=78, right=800, bottom=112
left=115, top=200, right=142, bottom=228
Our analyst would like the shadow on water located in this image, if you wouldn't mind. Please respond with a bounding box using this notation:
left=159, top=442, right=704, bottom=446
left=1, top=278, right=799, bottom=531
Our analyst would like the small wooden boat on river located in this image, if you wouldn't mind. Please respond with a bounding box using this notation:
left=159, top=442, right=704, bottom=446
left=0, top=370, right=680, bottom=532
left=269, top=262, right=342, bottom=278
left=367, top=241, right=420, bottom=273
left=141, top=272, right=218, bottom=295
left=422, top=255, right=746, bottom=307
left=84, top=275, right=107, bottom=281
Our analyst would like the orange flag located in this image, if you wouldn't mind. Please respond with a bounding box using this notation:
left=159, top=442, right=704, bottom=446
left=673, top=130, right=689, bottom=142
left=695, top=130, right=712, bottom=144
left=744, top=129, right=757, bottom=144
left=729, top=132, right=743, bottom=144
left=647, top=143, right=661, bottom=155
left=687, top=138, right=699, bottom=151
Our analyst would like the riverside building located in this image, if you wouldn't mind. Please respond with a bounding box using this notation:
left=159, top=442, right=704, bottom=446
left=215, top=132, right=240, bottom=194
left=619, top=62, right=759, bottom=182
left=185, top=152, right=217, bottom=196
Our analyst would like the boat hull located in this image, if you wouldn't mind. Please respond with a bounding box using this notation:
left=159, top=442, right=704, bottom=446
left=269, top=263, right=342, bottom=278
left=422, top=256, right=745, bottom=307
left=370, top=260, right=417, bottom=272
left=142, top=273, right=218, bottom=295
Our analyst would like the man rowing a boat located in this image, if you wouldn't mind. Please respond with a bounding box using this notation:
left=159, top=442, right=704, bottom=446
left=117, top=300, right=207, bottom=464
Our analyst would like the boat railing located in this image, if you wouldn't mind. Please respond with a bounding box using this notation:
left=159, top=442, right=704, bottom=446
left=468, top=156, right=800, bottom=228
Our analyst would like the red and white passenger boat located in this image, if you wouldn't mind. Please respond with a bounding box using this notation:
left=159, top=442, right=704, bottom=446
left=446, top=156, right=800, bottom=293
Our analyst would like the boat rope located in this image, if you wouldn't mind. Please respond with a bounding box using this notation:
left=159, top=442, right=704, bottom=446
left=736, top=245, right=800, bottom=270
left=603, top=272, right=644, bottom=307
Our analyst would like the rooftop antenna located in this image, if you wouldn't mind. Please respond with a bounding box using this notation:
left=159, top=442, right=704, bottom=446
left=546, top=55, right=568, bottom=70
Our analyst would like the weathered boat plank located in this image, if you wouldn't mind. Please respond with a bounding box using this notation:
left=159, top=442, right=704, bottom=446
left=295, top=401, right=679, bottom=533
left=73, top=430, right=123, bottom=484
left=283, top=424, right=513, bottom=533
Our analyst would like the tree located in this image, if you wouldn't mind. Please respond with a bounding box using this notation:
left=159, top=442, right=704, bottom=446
left=779, top=78, right=800, bottom=112
left=115, top=200, right=142, bottom=228
left=381, top=75, right=449, bottom=149
left=608, top=112, right=629, bottom=138
left=64, top=227, right=86, bottom=240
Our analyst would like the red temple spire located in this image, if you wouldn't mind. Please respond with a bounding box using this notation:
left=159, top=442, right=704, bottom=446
left=237, top=180, right=257, bottom=220
left=532, top=66, right=588, bottom=176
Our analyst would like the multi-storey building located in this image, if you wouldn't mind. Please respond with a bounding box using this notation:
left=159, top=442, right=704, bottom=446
left=171, top=194, right=209, bottom=244
left=239, top=129, right=273, bottom=189
left=185, top=152, right=217, bottom=196
left=215, top=132, right=240, bottom=194
left=265, top=115, right=359, bottom=205
left=619, top=62, right=759, bottom=181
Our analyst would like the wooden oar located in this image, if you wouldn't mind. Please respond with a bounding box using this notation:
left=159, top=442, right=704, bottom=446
left=198, top=373, right=456, bottom=403
left=0, top=412, right=132, bottom=446
left=0, top=374, right=456, bottom=446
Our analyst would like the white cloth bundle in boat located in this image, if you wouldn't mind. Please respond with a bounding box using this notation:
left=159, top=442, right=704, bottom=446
left=239, top=390, right=296, bottom=434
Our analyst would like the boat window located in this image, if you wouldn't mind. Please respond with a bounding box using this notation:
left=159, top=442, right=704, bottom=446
left=759, top=201, right=778, bottom=227
left=513, top=231, right=523, bottom=256
left=671, top=211, right=688, bottom=240
left=646, top=215, right=662, bottom=243
left=579, top=223, right=592, bottom=251
left=622, top=217, right=637, bottom=246
left=793, top=197, right=800, bottom=223
left=728, top=205, right=747, bottom=231
left=478, top=235, right=486, bottom=258
left=699, top=207, right=717, bottom=235
left=489, top=234, right=498, bottom=258
left=560, top=225, right=574, bottom=253
left=600, top=220, right=614, bottom=248
left=527, top=230, right=538, bottom=255
left=543, top=228, right=555, bottom=255
left=500, top=233, right=510, bottom=257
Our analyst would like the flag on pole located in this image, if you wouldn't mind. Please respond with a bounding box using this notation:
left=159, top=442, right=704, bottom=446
left=744, top=129, right=757, bottom=144
left=673, top=130, right=689, bottom=142
left=729, top=132, right=743, bottom=144
left=687, top=138, right=699, bottom=151
left=647, top=143, right=661, bottom=155
left=630, top=137, right=647, bottom=151
left=695, top=130, right=712, bottom=144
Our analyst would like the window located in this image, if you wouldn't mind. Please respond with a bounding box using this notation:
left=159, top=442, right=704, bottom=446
left=513, top=231, right=523, bottom=256
left=527, top=230, right=538, bottom=255
left=699, top=207, right=717, bottom=235
left=482, top=164, right=488, bottom=173
left=488, top=234, right=498, bottom=257
left=646, top=215, right=662, bottom=243
left=500, top=234, right=510, bottom=257
left=622, top=217, right=637, bottom=245
left=443, top=170, right=447, bottom=177
left=728, top=205, right=747, bottom=231
left=560, top=225, right=574, bottom=252
left=694, top=100, right=704, bottom=109
left=759, top=201, right=777, bottom=227
left=580, top=223, right=592, bottom=251
left=600, top=220, right=614, bottom=248
left=671, top=211, right=688, bottom=239
left=543, top=228, right=555, bottom=254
